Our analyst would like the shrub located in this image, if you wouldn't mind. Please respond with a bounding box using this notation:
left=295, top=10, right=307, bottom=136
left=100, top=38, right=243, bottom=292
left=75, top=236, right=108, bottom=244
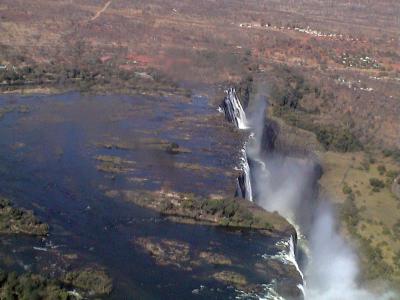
left=202, top=199, right=224, bottom=215
left=386, top=170, right=399, bottom=181
left=369, top=178, right=385, bottom=189
left=382, top=149, right=400, bottom=163
left=377, top=165, right=386, bottom=175
left=341, top=192, right=360, bottom=230
left=315, top=127, right=362, bottom=152
left=361, top=159, right=370, bottom=171
left=342, top=183, right=353, bottom=195
left=393, top=220, right=400, bottom=239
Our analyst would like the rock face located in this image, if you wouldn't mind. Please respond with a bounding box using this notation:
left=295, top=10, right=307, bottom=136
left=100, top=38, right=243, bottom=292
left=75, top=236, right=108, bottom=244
left=261, top=119, right=279, bottom=154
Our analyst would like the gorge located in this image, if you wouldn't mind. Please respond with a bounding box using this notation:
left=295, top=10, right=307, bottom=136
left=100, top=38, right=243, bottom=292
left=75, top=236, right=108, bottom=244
left=221, top=85, right=396, bottom=300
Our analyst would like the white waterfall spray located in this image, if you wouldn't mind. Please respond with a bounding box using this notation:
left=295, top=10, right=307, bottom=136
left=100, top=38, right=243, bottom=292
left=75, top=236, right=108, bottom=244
left=240, top=147, right=253, bottom=202
left=221, top=88, right=249, bottom=129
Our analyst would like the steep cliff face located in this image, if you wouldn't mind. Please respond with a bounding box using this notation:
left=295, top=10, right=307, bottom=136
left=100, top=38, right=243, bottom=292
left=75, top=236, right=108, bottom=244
left=261, top=118, right=279, bottom=154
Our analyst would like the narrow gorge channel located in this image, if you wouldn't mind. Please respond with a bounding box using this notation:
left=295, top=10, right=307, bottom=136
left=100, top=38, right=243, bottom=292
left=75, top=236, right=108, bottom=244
left=220, top=87, right=394, bottom=300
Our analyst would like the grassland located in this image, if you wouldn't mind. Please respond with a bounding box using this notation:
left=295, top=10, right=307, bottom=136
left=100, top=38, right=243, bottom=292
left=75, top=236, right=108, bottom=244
left=320, top=150, right=400, bottom=283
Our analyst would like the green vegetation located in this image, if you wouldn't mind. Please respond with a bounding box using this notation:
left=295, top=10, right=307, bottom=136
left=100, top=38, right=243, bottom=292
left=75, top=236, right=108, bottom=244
left=270, top=66, right=311, bottom=110
left=340, top=189, right=394, bottom=280
left=182, top=196, right=274, bottom=230
left=0, top=57, right=188, bottom=96
left=274, top=106, right=362, bottom=152
left=270, top=65, right=363, bottom=152
left=393, top=220, right=400, bottom=239
left=201, top=198, right=261, bottom=228
left=315, top=126, right=362, bottom=152
left=201, top=199, right=273, bottom=230
left=64, top=268, right=112, bottom=296
left=377, top=165, right=386, bottom=175
left=369, top=178, right=385, bottom=192
left=321, top=150, right=400, bottom=283
left=357, top=236, right=394, bottom=280
left=341, top=191, right=360, bottom=231
left=117, top=190, right=287, bottom=234
left=0, top=198, right=48, bottom=236
left=383, top=149, right=400, bottom=163
left=342, top=183, right=353, bottom=195
left=0, top=270, right=72, bottom=300
left=387, top=170, right=400, bottom=181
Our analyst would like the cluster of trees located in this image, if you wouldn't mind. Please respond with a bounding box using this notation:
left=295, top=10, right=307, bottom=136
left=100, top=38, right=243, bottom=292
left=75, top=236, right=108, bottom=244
left=383, top=148, right=400, bottom=163
left=0, top=52, right=184, bottom=95
left=270, top=65, right=362, bottom=152
left=270, top=65, right=311, bottom=110
left=181, top=197, right=273, bottom=230
left=0, top=198, right=49, bottom=236
left=369, top=178, right=385, bottom=192
left=0, top=270, right=72, bottom=300
left=315, top=126, right=362, bottom=152
left=274, top=105, right=362, bottom=152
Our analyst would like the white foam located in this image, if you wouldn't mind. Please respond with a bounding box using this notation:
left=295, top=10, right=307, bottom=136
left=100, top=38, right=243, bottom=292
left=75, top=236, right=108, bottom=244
left=221, top=88, right=249, bottom=129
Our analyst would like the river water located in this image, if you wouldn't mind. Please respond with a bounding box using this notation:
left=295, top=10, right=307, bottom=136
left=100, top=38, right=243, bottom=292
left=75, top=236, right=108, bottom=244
left=0, top=92, right=296, bottom=299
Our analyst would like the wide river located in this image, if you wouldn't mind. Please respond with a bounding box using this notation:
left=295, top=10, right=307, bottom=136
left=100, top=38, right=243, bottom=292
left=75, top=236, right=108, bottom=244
left=0, top=92, right=292, bottom=299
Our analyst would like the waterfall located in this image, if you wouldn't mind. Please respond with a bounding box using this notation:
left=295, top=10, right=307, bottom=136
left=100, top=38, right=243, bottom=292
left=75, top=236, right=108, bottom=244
left=240, top=147, right=253, bottom=202
left=245, top=94, right=306, bottom=298
left=220, top=86, right=304, bottom=298
left=220, top=88, right=253, bottom=202
left=221, top=88, right=248, bottom=129
left=221, top=85, right=397, bottom=300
